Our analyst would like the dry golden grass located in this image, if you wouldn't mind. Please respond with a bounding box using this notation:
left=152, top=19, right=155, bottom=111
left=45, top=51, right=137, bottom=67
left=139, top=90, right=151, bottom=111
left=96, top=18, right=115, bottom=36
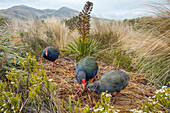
left=90, top=17, right=169, bottom=85
left=14, top=19, right=79, bottom=50
left=10, top=10, right=168, bottom=85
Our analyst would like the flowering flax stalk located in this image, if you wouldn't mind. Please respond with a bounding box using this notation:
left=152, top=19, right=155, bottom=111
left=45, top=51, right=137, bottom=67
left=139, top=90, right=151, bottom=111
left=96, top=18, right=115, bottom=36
left=77, top=1, right=93, bottom=43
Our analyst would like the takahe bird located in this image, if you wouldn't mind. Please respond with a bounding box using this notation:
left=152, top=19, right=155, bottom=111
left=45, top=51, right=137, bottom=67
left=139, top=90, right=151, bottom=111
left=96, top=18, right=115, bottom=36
left=76, top=56, right=98, bottom=92
left=42, top=46, right=60, bottom=67
left=86, top=70, right=130, bottom=103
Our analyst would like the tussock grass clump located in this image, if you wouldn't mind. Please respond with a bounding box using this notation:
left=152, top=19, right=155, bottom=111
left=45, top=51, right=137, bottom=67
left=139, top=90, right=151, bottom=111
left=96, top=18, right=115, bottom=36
left=90, top=17, right=169, bottom=86
left=146, top=0, right=170, bottom=34
left=15, top=19, right=78, bottom=57
left=119, top=25, right=169, bottom=86
left=90, top=20, right=133, bottom=70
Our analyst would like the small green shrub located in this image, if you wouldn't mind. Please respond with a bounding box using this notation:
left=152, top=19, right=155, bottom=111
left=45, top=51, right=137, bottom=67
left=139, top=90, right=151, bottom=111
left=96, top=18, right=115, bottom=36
left=0, top=23, right=26, bottom=81
left=0, top=53, right=58, bottom=112
left=130, top=86, right=170, bottom=113
left=0, top=86, right=22, bottom=113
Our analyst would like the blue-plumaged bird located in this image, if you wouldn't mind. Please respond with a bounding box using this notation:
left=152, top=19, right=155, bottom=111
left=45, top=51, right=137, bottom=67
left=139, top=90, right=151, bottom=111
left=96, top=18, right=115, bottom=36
left=76, top=56, right=98, bottom=92
left=42, top=46, right=60, bottom=67
left=86, top=70, right=130, bottom=102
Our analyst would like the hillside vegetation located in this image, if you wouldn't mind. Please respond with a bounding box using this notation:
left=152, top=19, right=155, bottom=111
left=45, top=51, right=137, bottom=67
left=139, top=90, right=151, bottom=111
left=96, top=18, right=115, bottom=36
left=0, top=5, right=79, bottom=21
left=0, top=0, right=169, bottom=112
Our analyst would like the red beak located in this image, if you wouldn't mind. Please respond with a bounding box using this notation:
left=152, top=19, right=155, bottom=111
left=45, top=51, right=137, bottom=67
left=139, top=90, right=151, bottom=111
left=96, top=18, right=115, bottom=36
left=82, top=79, right=86, bottom=90
left=45, top=50, right=48, bottom=56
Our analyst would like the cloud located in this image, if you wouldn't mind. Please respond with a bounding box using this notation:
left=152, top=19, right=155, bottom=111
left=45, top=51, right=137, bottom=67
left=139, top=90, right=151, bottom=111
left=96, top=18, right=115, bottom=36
left=0, top=0, right=165, bottom=20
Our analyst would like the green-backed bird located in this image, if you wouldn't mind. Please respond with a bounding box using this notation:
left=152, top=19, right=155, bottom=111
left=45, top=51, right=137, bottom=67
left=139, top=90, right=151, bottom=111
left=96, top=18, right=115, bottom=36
left=42, top=46, right=60, bottom=67
left=87, top=70, right=130, bottom=103
left=76, top=56, right=98, bottom=93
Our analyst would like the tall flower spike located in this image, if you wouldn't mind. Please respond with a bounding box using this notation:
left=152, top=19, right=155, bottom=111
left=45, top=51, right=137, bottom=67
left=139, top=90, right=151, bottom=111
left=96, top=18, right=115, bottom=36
left=77, top=1, right=93, bottom=43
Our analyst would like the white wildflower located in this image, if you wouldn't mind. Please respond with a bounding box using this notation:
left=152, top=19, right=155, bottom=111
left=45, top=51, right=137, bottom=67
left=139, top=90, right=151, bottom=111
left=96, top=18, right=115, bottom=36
left=130, top=109, right=136, bottom=112
left=11, top=81, right=15, bottom=84
left=153, top=101, right=156, bottom=104
left=155, top=88, right=165, bottom=94
left=148, top=98, right=152, bottom=101
left=137, top=110, right=143, bottom=113
left=98, top=107, right=104, bottom=111
left=31, top=58, right=36, bottom=61
left=152, top=95, right=156, bottom=98
left=93, top=108, right=99, bottom=112
left=162, top=86, right=167, bottom=89
left=165, top=97, right=167, bottom=99
left=37, top=77, right=40, bottom=80
left=116, top=110, right=120, bottom=112
left=106, top=94, right=111, bottom=97
left=11, top=106, right=14, bottom=109
left=1, top=108, right=4, bottom=111
left=110, top=106, right=114, bottom=108
left=4, top=110, right=7, bottom=113
left=48, top=79, right=53, bottom=82
left=160, top=89, right=165, bottom=93
left=155, top=90, right=159, bottom=94
left=32, top=84, right=37, bottom=87
left=3, top=103, right=6, bottom=106
left=94, top=107, right=104, bottom=112
left=165, top=93, right=169, bottom=96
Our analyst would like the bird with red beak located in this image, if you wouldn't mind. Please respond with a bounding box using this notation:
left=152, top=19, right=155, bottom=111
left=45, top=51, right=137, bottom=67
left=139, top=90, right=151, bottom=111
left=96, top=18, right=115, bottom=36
left=75, top=71, right=86, bottom=92
left=75, top=57, right=98, bottom=93
left=42, top=46, right=60, bottom=67
left=45, top=50, right=55, bottom=67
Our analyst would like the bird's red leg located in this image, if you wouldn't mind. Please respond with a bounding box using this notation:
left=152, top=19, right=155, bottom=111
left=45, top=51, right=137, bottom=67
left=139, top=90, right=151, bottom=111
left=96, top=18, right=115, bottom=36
left=52, top=62, right=55, bottom=67
left=111, top=92, right=120, bottom=104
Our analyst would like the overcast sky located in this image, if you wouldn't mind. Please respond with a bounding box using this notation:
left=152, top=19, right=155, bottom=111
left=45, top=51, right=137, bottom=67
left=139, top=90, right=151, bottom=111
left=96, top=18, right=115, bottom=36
left=0, top=0, right=165, bottom=20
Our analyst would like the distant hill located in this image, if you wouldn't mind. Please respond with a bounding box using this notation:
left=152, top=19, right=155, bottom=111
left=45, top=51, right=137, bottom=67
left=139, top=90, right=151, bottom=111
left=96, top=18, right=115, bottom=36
left=0, top=5, right=80, bottom=21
